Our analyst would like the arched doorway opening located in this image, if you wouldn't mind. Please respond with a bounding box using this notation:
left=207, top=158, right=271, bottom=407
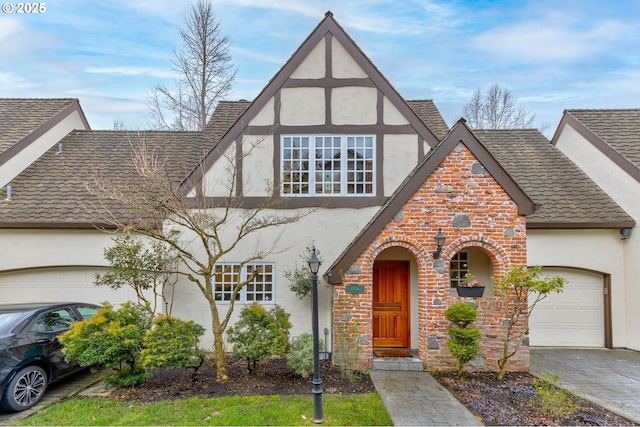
left=373, top=247, right=419, bottom=351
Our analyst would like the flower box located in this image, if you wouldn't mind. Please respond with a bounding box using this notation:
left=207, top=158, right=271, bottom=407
left=457, top=286, right=485, bottom=298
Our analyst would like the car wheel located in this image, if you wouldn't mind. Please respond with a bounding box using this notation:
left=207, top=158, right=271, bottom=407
left=0, top=366, right=48, bottom=412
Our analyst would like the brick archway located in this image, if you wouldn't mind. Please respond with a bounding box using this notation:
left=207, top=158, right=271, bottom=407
left=442, top=235, right=512, bottom=277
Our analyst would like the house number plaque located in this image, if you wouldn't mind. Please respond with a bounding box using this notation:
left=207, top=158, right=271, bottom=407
left=345, top=284, right=365, bottom=294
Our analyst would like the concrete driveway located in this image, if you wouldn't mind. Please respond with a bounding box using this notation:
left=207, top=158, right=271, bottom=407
left=530, top=347, right=640, bottom=424
left=0, top=369, right=102, bottom=425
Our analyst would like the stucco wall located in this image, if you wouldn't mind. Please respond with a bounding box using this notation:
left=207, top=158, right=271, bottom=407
left=383, top=134, right=419, bottom=196
left=0, top=229, right=137, bottom=306
left=528, top=217, right=629, bottom=347
left=0, top=111, right=87, bottom=188
left=169, top=206, right=379, bottom=350
left=555, top=125, right=638, bottom=350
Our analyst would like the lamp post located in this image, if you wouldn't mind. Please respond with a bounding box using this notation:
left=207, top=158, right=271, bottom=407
left=308, top=247, right=324, bottom=424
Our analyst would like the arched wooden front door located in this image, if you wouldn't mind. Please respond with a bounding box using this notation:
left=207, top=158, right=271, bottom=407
left=372, top=261, right=409, bottom=348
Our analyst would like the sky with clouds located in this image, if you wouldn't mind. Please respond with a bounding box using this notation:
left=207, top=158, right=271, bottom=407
left=1, top=0, right=639, bottom=135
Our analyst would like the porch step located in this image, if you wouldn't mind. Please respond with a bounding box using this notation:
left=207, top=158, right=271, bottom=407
left=372, top=356, right=424, bottom=371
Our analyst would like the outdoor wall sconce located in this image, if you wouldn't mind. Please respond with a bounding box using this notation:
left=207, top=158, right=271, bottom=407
left=433, top=228, right=445, bottom=259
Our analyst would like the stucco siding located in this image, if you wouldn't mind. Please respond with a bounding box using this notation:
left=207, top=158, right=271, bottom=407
left=202, top=144, right=237, bottom=197
left=331, top=38, right=367, bottom=78
left=290, top=39, right=325, bottom=79
left=0, top=230, right=138, bottom=307
left=0, top=111, right=87, bottom=188
left=242, top=135, right=274, bottom=197
left=251, top=98, right=275, bottom=126
left=169, top=206, right=379, bottom=349
left=383, top=134, right=419, bottom=196
left=0, top=229, right=113, bottom=272
left=527, top=229, right=627, bottom=348
left=280, top=88, right=325, bottom=126
left=331, top=87, right=377, bottom=125
left=383, top=97, right=409, bottom=125
left=555, top=125, right=640, bottom=350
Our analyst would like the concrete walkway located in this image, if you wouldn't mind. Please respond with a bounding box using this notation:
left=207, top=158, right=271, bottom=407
left=370, top=370, right=482, bottom=426
left=530, top=347, right=640, bottom=424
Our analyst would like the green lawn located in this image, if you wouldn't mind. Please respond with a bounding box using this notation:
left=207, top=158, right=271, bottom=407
left=16, top=393, right=392, bottom=426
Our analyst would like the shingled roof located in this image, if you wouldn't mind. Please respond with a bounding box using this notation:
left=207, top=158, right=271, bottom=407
left=0, top=130, right=211, bottom=228
left=406, top=100, right=449, bottom=140
left=204, top=100, right=251, bottom=142
left=475, top=128, right=634, bottom=228
left=0, top=99, right=87, bottom=153
left=564, top=109, right=640, bottom=168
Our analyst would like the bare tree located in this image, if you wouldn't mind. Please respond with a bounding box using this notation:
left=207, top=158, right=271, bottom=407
left=113, top=117, right=126, bottom=130
left=148, top=0, right=236, bottom=131
left=84, top=133, right=307, bottom=382
left=462, top=83, right=536, bottom=129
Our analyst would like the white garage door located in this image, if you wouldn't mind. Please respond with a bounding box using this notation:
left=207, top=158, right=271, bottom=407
left=0, top=267, right=134, bottom=306
left=529, top=268, right=604, bottom=347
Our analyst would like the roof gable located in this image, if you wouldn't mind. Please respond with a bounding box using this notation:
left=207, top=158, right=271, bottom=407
left=182, top=12, right=441, bottom=193
left=325, top=120, right=533, bottom=283
left=552, top=109, right=640, bottom=183
left=0, top=130, right=211, bottom=228
left=0, top=98, right=90, bottom=162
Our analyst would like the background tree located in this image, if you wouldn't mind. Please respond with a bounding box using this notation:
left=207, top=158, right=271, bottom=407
left=148, top=0, right=235, bottom=131
left=84, top=134, right=307, bottom=382
left=461, top=83, right=536, bottom=129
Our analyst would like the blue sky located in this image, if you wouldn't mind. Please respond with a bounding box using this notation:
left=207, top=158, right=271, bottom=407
left=1, top=0, right=639, bottom=135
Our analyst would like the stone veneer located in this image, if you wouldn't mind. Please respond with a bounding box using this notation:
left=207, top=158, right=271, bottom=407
left=332, top=143, right=529, bottom=373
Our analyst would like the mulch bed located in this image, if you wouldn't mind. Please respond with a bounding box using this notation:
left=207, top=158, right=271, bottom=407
left=113, top=357, right=374, bottom=403
left=435, top=372, right=637, bottom=426
left=109, top=358, right=636, bottom=426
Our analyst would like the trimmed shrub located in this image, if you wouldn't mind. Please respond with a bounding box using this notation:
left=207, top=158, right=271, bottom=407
left=60, top=302, right=151, bottom=386
left=287, top=333, right=323, bottom=378
left=445, top=302, right=480, bottom=380
left=141, top=315, right=205, bottom=372
left=226, top=303, right=292, bottom=371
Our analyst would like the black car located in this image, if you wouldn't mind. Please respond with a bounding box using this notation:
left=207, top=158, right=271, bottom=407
left=0, top=302, right=100, bottom=412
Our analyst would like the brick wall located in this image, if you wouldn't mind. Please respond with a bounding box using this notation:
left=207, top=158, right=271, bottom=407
left=332, top=143, right=529, bottom=373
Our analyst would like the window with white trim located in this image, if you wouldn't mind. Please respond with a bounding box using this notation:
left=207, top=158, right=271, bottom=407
left=281, top=135, right=375, bottom=196
left=213, top=263, right=274, bottom=303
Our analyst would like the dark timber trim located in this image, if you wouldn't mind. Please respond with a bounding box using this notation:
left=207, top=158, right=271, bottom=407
left=551, top=111, right=640, bottom=183
left=324, top=120, right=536, bottom=284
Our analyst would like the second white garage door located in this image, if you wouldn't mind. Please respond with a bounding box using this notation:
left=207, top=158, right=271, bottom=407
left=0, top=266, right=135, bottom=306
left=529, top=268, right=604, bottom=347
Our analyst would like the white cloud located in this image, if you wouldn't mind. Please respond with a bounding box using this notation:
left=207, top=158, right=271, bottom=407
left=0, top=17, right=21, bottom=41
left=0, top=72, right=32, bottom=90
left=471, top=15, right=629, bottom=63
left=85, top=66, right=175, bottom=79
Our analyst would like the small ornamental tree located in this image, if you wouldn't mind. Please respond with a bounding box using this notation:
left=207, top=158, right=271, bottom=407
left=140, top=315, right=205, bottom=373
left=494, top=265, right=566, bottom=380
left=283, top=246, right=322, bottom=300
left=95, top=233, right=178, bottom=316
left=445, top=302, right=481, bottom=379
left=60, top=302, right=152, bottom=387
left=226, top=303, right=292, bottom=372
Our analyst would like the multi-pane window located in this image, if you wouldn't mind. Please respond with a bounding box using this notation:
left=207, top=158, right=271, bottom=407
left=281, top=135, right=375, bottom=196
left=213, top=263, right=274, bottom=303
left=449, top=252, right=468, bottom=288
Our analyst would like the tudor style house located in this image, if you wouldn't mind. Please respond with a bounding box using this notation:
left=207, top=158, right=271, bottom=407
left=0, top=13, right=638, bottom=373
